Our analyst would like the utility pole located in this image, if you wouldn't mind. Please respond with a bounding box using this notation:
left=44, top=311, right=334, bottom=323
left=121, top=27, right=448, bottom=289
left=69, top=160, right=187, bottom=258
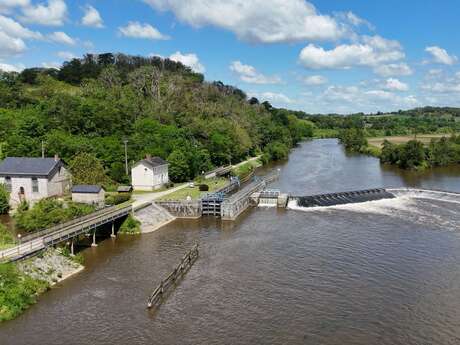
left=41, top=141, right=45, bottom=158
left=123, top=139, right=129, bottom=176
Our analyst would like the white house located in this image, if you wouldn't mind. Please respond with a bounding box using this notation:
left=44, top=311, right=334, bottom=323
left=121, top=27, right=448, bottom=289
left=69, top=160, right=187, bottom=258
left=0, top=156, right=71, bottom=206
left=131, top=155, right=169, bottom=191
left=71, top=185, right=105, bottom=207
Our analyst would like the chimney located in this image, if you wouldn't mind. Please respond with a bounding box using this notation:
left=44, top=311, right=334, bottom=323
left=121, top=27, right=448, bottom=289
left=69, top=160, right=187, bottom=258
left=54, top=154, right=59, bottom=162
left=145, top=154, right=152, bottom=160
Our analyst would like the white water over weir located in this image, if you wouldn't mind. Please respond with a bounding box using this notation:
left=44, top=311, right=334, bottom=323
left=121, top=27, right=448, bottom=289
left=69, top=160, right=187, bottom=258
left=288, top=188, right=460, bottom=211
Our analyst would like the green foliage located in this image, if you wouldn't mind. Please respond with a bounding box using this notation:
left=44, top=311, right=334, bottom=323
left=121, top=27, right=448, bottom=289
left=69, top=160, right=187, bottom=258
left=105, top=193, right=131, bottom=205
left=119, top=214, right=141, bottom=235
left=338, top=128, right=368, bottom=152
left=264, top=141, right=289, bottom=161
left=0, top=184, right=9, bottom=215
left=168, top=150, right=190, bottom=182
left=199, top=184, right=209, bottom=191
left=379, top=136, right=460, bottom=170
left=69, top=152, right=110, bottom=186
left=0, top=223, right=14, bottom=249
left=0, top=53, right=313, bottom=185
left=0, top=263, right=49, bottom=322
left=14, top=198, right=95, bottom=232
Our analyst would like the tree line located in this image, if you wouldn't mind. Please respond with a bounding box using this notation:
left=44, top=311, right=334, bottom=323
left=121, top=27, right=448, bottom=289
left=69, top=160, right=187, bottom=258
left=0, top=53, right=313, bottom=185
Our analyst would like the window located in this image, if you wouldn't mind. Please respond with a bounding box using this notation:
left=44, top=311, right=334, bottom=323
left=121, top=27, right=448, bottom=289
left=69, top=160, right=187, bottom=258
left=4, top=177, right=11, bottom=192
left=32, top=177, right=39, bottom=193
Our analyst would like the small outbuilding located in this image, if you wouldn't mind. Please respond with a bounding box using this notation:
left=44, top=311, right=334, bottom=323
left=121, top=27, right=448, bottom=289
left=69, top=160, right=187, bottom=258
left=117, top=185, right=133, bottom=194
left=131, top=155, right=169, bottom=191
left=71, top=185, right=105, bottom=207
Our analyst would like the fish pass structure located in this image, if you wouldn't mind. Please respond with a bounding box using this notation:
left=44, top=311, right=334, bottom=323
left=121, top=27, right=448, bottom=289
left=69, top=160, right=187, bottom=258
left=294, top=188, right=395, bottom=208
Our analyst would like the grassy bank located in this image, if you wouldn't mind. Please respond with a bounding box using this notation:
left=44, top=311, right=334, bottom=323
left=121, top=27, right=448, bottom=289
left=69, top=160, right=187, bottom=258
left=0, top=262, right=49, bottom=322
left=0, top=223, right=15, bottom=250
left=158, top=177, right=228, bottom=201
left=0, top=248, right=83, bottom=322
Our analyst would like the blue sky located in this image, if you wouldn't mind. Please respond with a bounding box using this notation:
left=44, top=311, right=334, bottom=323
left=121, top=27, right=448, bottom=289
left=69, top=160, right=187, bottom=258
left=1, top=0, right=459, bottom=114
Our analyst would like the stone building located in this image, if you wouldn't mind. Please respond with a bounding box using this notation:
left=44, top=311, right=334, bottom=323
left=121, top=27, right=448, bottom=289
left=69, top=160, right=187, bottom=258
left=131, top=155, right=169, bottom=191
left=0, top=156, right=71, bottom=206
left=71, top=185, right=105, bottom=207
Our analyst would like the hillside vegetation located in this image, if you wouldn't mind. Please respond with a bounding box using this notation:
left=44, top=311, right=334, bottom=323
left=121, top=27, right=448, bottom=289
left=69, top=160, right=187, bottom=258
left=0, top=53, right=313, bottom=184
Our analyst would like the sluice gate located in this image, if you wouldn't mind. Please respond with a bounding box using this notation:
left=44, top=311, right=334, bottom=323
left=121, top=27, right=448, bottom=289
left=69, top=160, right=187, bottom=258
left=295, top=188, right=395, bottom=208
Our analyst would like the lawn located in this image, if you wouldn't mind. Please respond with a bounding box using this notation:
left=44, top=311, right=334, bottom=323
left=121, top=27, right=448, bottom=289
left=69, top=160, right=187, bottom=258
left=368, top=134, right=455, bottom=148
left=158, top=178, right=228, bottom=201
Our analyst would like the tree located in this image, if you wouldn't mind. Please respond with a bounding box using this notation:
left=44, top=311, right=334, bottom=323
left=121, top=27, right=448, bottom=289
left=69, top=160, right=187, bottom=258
left=167, top=150, right=189, bottom=182
left=0, top=184, right=9, bottom=214
left=69, top=152, right=110, bottom=185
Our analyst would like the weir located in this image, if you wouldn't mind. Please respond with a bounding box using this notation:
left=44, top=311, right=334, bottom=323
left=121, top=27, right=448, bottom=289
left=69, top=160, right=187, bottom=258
left=293, top=188, right=396, bottom=208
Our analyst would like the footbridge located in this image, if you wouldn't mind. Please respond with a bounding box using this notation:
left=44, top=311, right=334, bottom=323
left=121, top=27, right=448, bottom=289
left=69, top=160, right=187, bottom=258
left=0, top=204, right=132, bottom=262
left=293, top=188, right=395, bottom=208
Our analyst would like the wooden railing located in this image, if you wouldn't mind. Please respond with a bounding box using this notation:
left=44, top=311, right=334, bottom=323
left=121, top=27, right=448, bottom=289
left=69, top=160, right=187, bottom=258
left=147, top=244, right=199, bottom=309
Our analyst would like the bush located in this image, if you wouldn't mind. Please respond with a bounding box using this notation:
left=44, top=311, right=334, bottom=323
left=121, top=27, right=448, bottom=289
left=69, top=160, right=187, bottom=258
left=199, top=184, right=209, bottom=191
left=0, top=184, right=9, bottom=215
left=14, top=198, right=95, bottom=232
left=119, top=215, right=141, bottom=235
left=0, top=223, right=14, bottom=248
left=0, top=263, right=49, bottom=322
left=105, top=193, right=131, bottom=206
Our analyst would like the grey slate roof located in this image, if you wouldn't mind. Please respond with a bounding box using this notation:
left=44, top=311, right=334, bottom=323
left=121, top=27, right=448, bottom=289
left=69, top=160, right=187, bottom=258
left=0, top=157, right=63, bottom=178
left=117, top=185, right=133, bottom=192
left=137, top=156, right=168, bottom=169
left=72, top=185, right=103, bottom=194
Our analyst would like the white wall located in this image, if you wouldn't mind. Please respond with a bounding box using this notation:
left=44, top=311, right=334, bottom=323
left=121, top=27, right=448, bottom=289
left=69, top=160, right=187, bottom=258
left=132, top=163, right=169, bottom=191
left=72, top=190, right=105, bottom=207
left=0, top=167, right=70, bottom=207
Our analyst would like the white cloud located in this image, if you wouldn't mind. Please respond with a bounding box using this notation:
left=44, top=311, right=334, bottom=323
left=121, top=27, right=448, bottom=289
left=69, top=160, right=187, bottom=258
left=81, top=5, right=103, bottom=28
left=0, top=61, right=25, bottom=72
left=169, top=51, right=205, bottom=73
left=144, top=0, right=345, bottom=43
left=318, top=84, right=419, bottom=113
left=0, top=0, right=30, bottom=13
left=425, top=46, right=457, bottom=65
left=383, top=78, right=409, bottom=92
left=302, top=75, right=328, bottom=85
left=299, top=35, right=405, bottom=70
left=119, top=21, right=169, bottom=40
left=41, top=61, right=60, bottom=69
left=340, top=11, right=374, bottom=30
left=57, top=50, right=76, bottom=60
left=373, top=63, right=413, bottom=77
left=19, top=0, right=67, bottom=26
left=0, top=14, right=42, bottom=39
left=49, top=31, right=75, bottom=45
left=0, top=31, right=26, bottom=56
left=229, top=61, right=281, bottom=84
left=251, top=91, right=293, bottom=105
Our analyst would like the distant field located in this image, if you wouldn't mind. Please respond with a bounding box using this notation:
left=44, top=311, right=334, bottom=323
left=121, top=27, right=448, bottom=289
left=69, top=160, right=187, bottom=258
left=368, top=134, right=454, bottom=148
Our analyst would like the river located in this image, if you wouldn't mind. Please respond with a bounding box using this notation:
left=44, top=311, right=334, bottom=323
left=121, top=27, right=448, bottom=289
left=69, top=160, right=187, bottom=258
left=2, top=139, right=460, bottom=345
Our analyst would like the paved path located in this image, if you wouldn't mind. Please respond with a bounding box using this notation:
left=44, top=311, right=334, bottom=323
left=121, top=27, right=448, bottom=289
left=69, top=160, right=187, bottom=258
left=132, top=183, right=189, bottom=208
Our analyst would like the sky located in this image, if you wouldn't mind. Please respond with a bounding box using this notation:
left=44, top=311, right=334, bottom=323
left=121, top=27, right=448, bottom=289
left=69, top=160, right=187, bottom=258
left=0, top=0, right=459, bottom=114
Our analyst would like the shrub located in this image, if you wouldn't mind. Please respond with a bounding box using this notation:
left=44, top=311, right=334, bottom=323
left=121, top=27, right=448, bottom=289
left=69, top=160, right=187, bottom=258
left=14, top=198, right=95, bottom=232
left=105, top=193, right=131, bottom=206
left=199, top=184, right=209, bottom=191
left=119, top=215, right=141, bottom=235
left=0, top=223, right=14, bottom=248
left=0, top=263, right=49, bottom=322
left=0, top=184, right=9, bottom=215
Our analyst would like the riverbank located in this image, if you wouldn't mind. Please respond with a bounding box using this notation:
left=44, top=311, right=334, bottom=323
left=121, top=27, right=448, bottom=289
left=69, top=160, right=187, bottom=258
left=0, top=248, right=83, bottom=322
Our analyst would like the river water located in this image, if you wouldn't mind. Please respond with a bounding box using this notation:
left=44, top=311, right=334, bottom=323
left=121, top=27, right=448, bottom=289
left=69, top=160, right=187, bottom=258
left=2, top=139, right=460, bottom=345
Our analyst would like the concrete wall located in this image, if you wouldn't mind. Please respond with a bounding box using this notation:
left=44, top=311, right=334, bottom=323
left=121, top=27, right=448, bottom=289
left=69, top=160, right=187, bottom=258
left=132, top=163, right=169, bottom=191
left=72, top=190, right=105, bottom=207
left=156, top=200, right=202, bottom=218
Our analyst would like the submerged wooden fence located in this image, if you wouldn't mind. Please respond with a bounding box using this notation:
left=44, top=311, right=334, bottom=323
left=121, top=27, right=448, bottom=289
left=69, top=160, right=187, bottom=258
left=147, top=244, right=199, bottom=309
